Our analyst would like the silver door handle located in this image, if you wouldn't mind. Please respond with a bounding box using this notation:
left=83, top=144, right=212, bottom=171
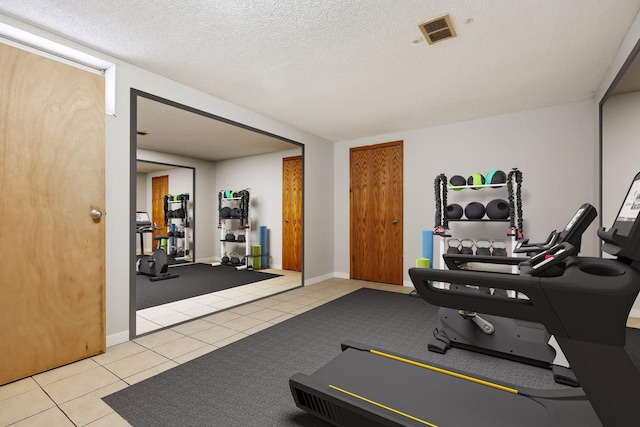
left=90, top=209, right=103, bottom=220
left=392, top=219, right=398, bottom=225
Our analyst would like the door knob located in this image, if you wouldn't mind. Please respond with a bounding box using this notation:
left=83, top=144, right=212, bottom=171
left=392, top=219, right=398, bottom=225
left=90, top=209, right=103, bottom=221
left=285, top=218, right=290, bottom=223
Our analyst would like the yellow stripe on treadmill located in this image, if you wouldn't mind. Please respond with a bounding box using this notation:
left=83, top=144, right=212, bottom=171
left=370, top=349, right=519, bottom=394
left=328, top=385, right=438, bottom=427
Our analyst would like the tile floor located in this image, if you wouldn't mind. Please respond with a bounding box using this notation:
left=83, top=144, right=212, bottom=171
left=136, top=267, right=302, bottom=334
left=1, top=277, right=412, bottom=427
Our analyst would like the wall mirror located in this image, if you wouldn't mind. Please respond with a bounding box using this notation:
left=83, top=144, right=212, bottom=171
left=600, top=38, right=640, bottom=231
left=136, top=160, right=195, bottom=263
left=131, top=90, right=304, bottom=337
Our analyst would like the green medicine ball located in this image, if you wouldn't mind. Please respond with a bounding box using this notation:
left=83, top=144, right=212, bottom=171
left=467, top=173, right=485, bottom=190
left=448, top=175, right=466, bottom=191
left=486, top=169, right=507, bottom=187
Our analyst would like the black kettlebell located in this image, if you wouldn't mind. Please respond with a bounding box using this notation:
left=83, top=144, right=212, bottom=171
left=460, top=239, right=475, bottom=255
left=230, top=252, right=241, bottom=265
left=221, top=254, right=230, bottom=264
left=225, top=232, right=235, bottom=241
left=475, top=239, right=492, bottom=256
left=447, top=239, right=461, bottom=254
left=492, top=240, right=508, bottom=256
left=236, top=234, right=246, bottom=243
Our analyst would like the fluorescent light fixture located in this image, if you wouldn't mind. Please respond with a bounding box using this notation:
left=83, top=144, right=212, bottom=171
left=0, top=21, right=116, bottom=115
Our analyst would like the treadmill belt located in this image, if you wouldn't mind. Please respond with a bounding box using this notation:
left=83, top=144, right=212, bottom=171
left=312, top=348, right=548, bottom=427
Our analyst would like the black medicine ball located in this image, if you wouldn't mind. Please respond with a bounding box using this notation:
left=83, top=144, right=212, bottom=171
left=445, top=204, right=463, bottom=219
left=220, top=207, right=231, bottom=218
left=465, top=202, right=486, bottom=219
left=486, top=199, right=509, bottom=219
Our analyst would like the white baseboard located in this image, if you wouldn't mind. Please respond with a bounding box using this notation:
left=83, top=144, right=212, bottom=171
left=304, top=272, right=335, bottom=286
left=305, top=271, right=414, bottom=289
left=106, top=331, right=130, bottom=347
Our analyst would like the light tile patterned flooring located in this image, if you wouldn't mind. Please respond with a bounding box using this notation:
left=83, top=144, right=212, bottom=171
left=136, top=267, right=303, bottom=334
left=1, top=277, right=412, bottom=427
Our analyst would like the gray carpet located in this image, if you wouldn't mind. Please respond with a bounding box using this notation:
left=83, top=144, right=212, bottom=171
left=103, top=288, right=640, bottom=427
left=136, top=264, right=281, bottom=310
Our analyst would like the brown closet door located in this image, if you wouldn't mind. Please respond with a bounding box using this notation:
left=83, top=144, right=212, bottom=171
left=151, top=175, right=169, bottom=249
left=0, top=42, right=106, bottom=385
left=282, top=155, right=303, bottom=271
left=350, top=141, right=403, bottom=285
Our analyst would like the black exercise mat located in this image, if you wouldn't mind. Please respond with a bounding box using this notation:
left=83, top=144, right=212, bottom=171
left=104, top=288, right=640, bottom=426
left=136, top=264, right=281, bottom=310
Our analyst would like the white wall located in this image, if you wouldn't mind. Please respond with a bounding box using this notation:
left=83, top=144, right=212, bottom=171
left=136, top=174, right=147, bottom=211
left=0, top=14, right=336, bottom=345
left=214, top=147, right=302, bottom=269
left=334, top=100, right=597, bottom=285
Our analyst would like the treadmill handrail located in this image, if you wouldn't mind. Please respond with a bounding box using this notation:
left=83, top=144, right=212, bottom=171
left=513, top=230, right=559, bottom=253
left=408, top=267, right=568, bottom=336
left=443, top=253, right=524, bottom=270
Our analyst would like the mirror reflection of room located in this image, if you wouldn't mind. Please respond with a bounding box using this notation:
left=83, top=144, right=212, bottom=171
left=136, top=162, right=195, bottom=264
left=134, top=95, right=303, bottom=336
left=602, top=45, right=640, bottom=232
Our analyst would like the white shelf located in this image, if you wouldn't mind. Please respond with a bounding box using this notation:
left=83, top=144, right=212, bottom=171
left=219, top=190, right=251, bottom=270
left=448, top=183, right=506, bottom=190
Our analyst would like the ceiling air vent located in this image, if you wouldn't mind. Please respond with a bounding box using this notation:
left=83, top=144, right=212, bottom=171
left=419, top=14, right=456, bottom=45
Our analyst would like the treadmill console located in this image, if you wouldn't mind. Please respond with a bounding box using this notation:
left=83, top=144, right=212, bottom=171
left=136, top=211, right=152, bottom=226
left=598, top=171, right=640, bottom=261
left=611, top=173, right=640, bottom=236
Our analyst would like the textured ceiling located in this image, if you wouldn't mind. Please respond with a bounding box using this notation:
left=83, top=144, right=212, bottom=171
left=1, top=1, right=640, bottom=142
left=137, top=96, right=299, bottom=162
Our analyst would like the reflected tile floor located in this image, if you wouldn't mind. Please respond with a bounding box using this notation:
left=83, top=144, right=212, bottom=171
left=136, top=268, right=302, bottom=334
left=0, top=277, right=412, bottom=426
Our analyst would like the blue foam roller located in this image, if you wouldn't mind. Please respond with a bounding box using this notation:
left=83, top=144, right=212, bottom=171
left=259, top=225, right=268, bottom=268
left=421, top=230, right=433, bottom=261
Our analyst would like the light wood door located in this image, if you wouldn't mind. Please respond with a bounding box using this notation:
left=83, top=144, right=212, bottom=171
left=282, top=155, right=302, bottom=271
left=0, top=43, right=105, bottom=385
left=151, top=175, right=169, bottom=251
left=350, top=141, right=403, bottom=285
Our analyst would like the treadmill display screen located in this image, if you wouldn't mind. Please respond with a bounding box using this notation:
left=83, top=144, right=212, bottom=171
left=136, top=212, right=151, bottom=223
left=613, top=174, right=640, bottom=236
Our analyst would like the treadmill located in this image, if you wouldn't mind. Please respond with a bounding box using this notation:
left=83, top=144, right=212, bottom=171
left=429, top=203, right=597, bottom=387
left=290, top=172, right=640, bottom=426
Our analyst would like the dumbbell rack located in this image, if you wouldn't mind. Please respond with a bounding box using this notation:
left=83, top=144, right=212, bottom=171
left=435, top=173, right=524, bottom=286
left=214, top=190, right=251, bottom=270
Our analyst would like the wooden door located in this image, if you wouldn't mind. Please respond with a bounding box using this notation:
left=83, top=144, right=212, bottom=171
left=350, top=141, right=403, bottom=285
left=282, top=155, right=303, bottom=271
left=151, top=175, right=169, bottom=251
left=0, top=42, right=105, bottom=385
